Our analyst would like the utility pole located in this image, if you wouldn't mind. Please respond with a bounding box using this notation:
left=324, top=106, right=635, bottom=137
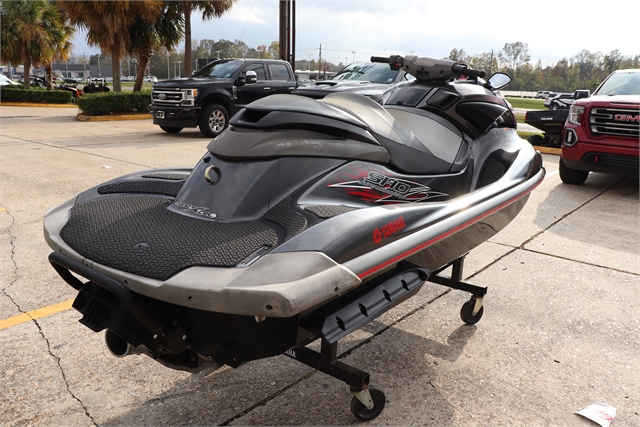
left=489, top=50, right=494, bottom=76
left=291, top=0, right=296, bottom=67
left=318, top=44, right=322, bottom=72
left=278, top=0, right=295, bottom=67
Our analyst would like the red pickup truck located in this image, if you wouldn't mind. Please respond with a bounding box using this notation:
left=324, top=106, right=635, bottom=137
left=559, top=69, right=640, bottom=184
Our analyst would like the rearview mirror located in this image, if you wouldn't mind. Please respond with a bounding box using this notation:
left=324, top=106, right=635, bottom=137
left=245, top=70, right=257, bottom=85
left=486, top=72, right=511, bottom=90
left=574, top=89, right=590, bottom=99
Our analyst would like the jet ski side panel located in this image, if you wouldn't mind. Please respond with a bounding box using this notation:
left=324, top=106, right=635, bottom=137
left=171, top=155, right=345, bottom=221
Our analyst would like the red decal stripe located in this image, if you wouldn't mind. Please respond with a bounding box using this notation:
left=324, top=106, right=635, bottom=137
left=357, top=179, right=543, bottom=279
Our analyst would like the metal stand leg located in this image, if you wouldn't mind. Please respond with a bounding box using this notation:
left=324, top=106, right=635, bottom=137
left=287, top=339, right=370, bottom=391
left=428, top=256, right=488, bottom=325
left=428, top=256, right=487, bottom=298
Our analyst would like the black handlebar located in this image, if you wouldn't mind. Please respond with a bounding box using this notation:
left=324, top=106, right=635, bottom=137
left=370, top=55, right=404, bottom=70
left=371, top=55, right=486, bottom=79
left=451, top=63, right=486, bottom=78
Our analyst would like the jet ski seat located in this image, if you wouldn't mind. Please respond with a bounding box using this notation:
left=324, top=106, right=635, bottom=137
left=320, top=93, right=455, bottom=174
left=215, top=93, right=456, bottom=174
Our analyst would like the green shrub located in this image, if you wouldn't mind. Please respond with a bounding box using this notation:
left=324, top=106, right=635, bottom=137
left=0, top=86, right=73, bottom=104
left=77, top=90, right=151, bottom=115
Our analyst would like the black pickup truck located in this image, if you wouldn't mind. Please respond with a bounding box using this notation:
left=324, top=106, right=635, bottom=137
left=150, top=59, right=297, bottom=137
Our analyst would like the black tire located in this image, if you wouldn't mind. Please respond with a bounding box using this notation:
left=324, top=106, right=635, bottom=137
left=551, top=103, right=559, bottom=110
left=460, top=298, right=484, bottom=325
left=350, top=386, right=386, bottom=421
left=527, top=135, right=545, bottom=147
left=199, top=103, right=229, bottom=138
left=159, top=125, right=183, bottom=133
left=559, top=158, right=589, bottom=185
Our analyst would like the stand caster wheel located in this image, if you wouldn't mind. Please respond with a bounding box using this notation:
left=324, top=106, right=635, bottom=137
left=460, top=298, right=484, bottom=325
left=350, top=385, right=386, bottom=421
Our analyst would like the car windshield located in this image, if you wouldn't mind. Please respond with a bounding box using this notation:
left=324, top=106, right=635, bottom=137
left=595, top=71, right=640, bottom=96
left=332, top=62, right=399, bottom=84
left=193, top=60, right=243, bottom=78
left=0, top=75, right=12, bottom=83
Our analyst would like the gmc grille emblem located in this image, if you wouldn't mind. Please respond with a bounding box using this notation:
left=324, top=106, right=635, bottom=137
left=158, top=93, right=166, bottom=100
left=614, top=114, right=639, bottom=122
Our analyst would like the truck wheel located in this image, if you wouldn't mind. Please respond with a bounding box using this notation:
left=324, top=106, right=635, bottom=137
left=559, top=158, right=589, bottom=185
left=199, top=103, right=228, bottom=138
left=160, top=126, right=183, bottom=133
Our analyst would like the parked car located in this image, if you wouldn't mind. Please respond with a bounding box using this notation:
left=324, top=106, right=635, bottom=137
left=544, top=92, right=575, bottom=110
left=560, top=69, right=639, bottom=184
left=144, top=76, right=158, bottom=83
left=536, top=90, right=554, bottom=99
left=0, top=74, right=19, bottom=86
left=293, top=61, right=414, bottom=101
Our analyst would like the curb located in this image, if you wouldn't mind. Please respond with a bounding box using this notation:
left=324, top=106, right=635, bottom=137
left=1, top=102, right=150, bottom=121
left=1, top=102, right=78, bottom=108
left=534, top=146, right=561, bottom=156
left=76, top=113, right=151, bottom=122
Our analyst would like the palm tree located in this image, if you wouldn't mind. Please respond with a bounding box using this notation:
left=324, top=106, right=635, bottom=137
left=129, top=2, right=184, bottom=92
left=1, top=0, right=74, bottom=90
left=57, top=0, right=164, bottom=93
left=177, top=1, right=237, bottom=77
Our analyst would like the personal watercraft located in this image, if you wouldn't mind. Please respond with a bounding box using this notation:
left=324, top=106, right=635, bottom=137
left=44, top=54, right=544, bottom=421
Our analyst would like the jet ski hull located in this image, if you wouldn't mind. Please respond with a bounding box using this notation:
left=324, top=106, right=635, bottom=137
left=44, top=74, right=544, bottom=420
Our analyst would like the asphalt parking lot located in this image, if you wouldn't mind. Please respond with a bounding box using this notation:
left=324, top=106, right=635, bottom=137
left=1, top=105, right=638, bottom=426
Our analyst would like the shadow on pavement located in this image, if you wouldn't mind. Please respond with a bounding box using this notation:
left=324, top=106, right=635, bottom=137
left=102, top=322, right=475, bottom=426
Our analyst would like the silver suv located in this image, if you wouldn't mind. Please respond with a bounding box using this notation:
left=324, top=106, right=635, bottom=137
left=536, top=90, right=553, bottom=99
left=544, top=92, right=574, bottom=110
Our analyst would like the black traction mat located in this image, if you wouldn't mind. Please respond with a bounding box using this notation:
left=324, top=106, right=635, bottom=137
left=97, top=180, right=185, bottom=197
left=60, top=195, right=277, bottom=281
left=264, top=197, right=307, bottom=241
left=304, top=205, right=359, bottom=219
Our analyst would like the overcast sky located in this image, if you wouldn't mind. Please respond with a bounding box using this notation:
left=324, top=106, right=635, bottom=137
left=72, top=0, right=639, bottom=66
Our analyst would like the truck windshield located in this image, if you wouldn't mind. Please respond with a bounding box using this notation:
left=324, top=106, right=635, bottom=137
left=194, top=60, right=243, bottom=78
left=333, top=62, right=400, bottom=84
left=595, top=72, right=640, bottom=96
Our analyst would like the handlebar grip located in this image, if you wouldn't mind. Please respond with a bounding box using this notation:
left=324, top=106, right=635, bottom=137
left=370, top=56, right=389, bottom=63
left=466, top=68, right=486, bottom=78
left=451, top=63, right=486, bottom=79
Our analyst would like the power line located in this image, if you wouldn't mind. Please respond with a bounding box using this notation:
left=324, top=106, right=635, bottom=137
left=238, top=0, right=257, bottom=43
